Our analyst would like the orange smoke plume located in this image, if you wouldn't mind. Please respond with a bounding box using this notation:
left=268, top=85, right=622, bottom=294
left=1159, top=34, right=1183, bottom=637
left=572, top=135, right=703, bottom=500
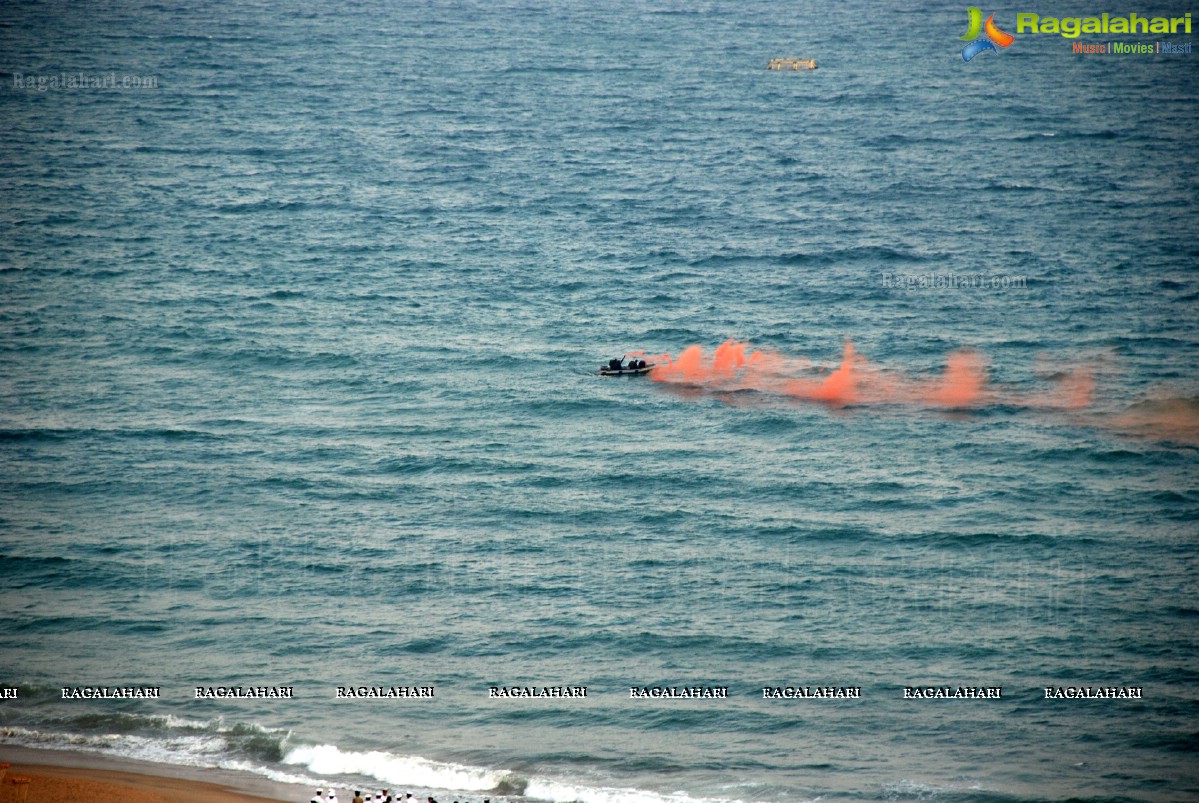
left=782, top=342, right=863, bottom=405
left=647, top=339, right=1094, bottom=412
left=650, top=340, right=762, bottom=386
left=917, top=349, right=988, bottom=407
left=638, top=340, right=1199, bottom=446
left=1112, top=395, right=1199, bottom=444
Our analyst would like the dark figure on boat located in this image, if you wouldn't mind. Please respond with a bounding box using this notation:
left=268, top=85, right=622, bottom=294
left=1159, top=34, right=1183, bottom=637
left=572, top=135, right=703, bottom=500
left=608, top=358, right=623, bottom=371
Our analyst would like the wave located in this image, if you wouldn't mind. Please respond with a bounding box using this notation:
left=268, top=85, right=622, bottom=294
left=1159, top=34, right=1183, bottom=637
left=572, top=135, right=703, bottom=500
left=687, top=245, right=937, bottom=269
left=0, top=427, right=221, bottom=443
left=282, top=744, right=770, bottom=803
left=523, top=778, right=778, bottom=803
left=0, top=717, right=756, bottom=803
left=282, top=744, right=513, bottom=792
left=0, top=717, right=286, bottom=767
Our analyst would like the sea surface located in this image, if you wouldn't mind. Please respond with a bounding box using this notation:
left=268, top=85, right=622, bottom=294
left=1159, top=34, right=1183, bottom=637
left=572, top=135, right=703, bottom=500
left=1, top=1, right=1198, bottom=801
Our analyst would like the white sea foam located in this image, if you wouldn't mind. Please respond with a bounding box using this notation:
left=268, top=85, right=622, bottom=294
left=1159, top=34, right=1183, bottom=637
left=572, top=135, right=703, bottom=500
left=0, top=724, right=226, bottom=764
left=282, top=743, right=510, bottom=790
left=523, top=778, right=751, bottom=803
left=280, top=745, right=765, bottom=803
left=4, top=724, right=762, bottom=803
left=219, top=759, right=328, bottom=788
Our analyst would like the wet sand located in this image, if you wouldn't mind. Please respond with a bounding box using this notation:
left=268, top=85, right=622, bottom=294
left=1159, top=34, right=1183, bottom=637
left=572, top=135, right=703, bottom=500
left=0, top=749, right=307, bottom=803
left=0, top=763, right=293, bottom=803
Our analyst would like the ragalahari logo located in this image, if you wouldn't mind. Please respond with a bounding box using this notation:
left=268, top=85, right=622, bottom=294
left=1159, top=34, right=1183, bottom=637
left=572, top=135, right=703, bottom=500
left=961, top=7, right=1015, bottom=61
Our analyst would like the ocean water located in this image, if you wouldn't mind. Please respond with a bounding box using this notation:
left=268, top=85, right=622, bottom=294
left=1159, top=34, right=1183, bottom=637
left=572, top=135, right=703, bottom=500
left=1, top=0, right=1198, bottom=801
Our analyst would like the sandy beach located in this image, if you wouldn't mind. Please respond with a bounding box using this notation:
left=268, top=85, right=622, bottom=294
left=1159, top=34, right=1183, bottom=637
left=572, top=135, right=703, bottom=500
left=0, top=747, right=309, bottom=803
left=0, top=763, right=292, bottom=803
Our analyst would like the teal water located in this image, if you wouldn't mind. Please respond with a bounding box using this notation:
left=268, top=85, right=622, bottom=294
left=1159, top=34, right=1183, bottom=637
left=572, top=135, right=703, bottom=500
left=1, top=1, right=1198, bottom=801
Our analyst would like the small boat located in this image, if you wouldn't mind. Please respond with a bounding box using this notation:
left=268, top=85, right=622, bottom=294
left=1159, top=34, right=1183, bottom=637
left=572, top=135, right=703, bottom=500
left=599, top=356, right=656, bottom=376
left=767, top=57, right=817, bottom=71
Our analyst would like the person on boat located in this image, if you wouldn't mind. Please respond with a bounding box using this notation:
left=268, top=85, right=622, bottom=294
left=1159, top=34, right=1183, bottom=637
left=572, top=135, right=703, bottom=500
left=608, top=357, right=623, bottom=371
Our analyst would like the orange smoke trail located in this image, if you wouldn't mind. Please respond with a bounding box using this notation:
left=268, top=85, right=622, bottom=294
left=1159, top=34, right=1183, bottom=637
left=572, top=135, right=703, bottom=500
left=636, top=340, right=1199, bottom=445
left=675, top=344, right=706, bottom=382
left=713, top=340, right=759, bottom=373
left=1060, top=366, right=1095, bottom=410
left=1112, top=395, right=1199, bottom=444
left=783, top=342, right=862, bottom=406
left=646, top=339, right=1097, bottom=412
left=918, top=349, right=988, bottom=407
left=1023, top=358, right=1098, bottom=410
left=650, top=340, right=762, bottom=385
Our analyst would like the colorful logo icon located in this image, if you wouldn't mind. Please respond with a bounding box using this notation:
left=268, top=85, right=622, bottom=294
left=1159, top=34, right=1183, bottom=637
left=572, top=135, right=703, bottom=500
left=961, top=7, right=1015, bottom=61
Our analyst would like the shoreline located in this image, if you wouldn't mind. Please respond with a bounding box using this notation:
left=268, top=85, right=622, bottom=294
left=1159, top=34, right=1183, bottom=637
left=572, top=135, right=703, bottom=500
left=0, top=745, right=311, bottom=803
